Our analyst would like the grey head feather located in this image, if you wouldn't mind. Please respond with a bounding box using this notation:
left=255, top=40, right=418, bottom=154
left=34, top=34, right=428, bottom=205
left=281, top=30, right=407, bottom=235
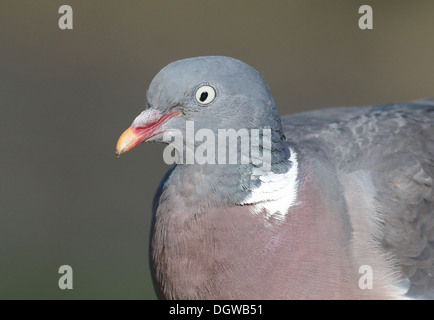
left=146, top=56, right=283, bottom=133
left=143, top=56, right=292, bottom=207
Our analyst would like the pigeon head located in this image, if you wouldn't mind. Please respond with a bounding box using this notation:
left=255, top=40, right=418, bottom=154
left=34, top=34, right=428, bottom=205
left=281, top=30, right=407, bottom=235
left=116, top=56, right=285, bottom=157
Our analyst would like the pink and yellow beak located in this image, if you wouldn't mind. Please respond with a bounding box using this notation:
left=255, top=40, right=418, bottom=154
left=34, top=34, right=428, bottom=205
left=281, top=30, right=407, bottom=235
left=116, top=110, right=179, bottom=157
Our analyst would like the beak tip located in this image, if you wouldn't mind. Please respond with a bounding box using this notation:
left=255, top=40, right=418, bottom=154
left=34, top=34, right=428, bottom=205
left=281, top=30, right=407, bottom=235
left=116, top=127, right=137, bottom=157
left=115, top=145, right=127, bottom=158
left=115, top=145, right=123, bottom=158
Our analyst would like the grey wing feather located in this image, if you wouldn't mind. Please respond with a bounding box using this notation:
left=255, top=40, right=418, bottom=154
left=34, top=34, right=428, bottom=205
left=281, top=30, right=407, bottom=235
left=281, top=100, right=434, bottom=298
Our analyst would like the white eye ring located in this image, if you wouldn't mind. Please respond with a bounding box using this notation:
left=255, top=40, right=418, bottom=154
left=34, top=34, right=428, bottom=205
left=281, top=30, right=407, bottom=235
left=195, top=85, right=216, bottom=105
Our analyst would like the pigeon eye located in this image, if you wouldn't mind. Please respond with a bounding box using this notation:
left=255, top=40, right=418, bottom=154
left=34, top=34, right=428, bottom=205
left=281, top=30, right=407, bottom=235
left=195, top=85, right=216, bottom=105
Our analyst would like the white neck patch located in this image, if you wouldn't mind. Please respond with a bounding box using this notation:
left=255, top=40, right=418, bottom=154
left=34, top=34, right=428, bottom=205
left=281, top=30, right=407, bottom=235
left=240, top=148, right=299, bottom=223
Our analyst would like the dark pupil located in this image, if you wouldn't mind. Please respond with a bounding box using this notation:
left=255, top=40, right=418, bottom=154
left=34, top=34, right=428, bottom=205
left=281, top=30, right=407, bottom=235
left=199, top=91, right=208, bottom=102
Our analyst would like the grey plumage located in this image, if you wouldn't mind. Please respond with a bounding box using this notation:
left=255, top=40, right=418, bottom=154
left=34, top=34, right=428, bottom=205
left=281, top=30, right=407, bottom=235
left=282, top=102, right=434, bottom=298
left=116, top=56, right=434, bottom=299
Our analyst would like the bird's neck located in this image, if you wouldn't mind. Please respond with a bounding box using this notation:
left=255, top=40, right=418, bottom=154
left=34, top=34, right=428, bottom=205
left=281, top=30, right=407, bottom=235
left=166, top=136, right=293, bottom=210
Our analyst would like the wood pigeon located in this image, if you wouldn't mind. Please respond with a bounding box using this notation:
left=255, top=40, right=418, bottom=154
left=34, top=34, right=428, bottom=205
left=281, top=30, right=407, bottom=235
left=116, top=56, right=434, bottom=299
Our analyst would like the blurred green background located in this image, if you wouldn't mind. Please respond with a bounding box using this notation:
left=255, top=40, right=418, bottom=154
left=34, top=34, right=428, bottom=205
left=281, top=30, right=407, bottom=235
left=1, top=0, right=433, bottom=299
